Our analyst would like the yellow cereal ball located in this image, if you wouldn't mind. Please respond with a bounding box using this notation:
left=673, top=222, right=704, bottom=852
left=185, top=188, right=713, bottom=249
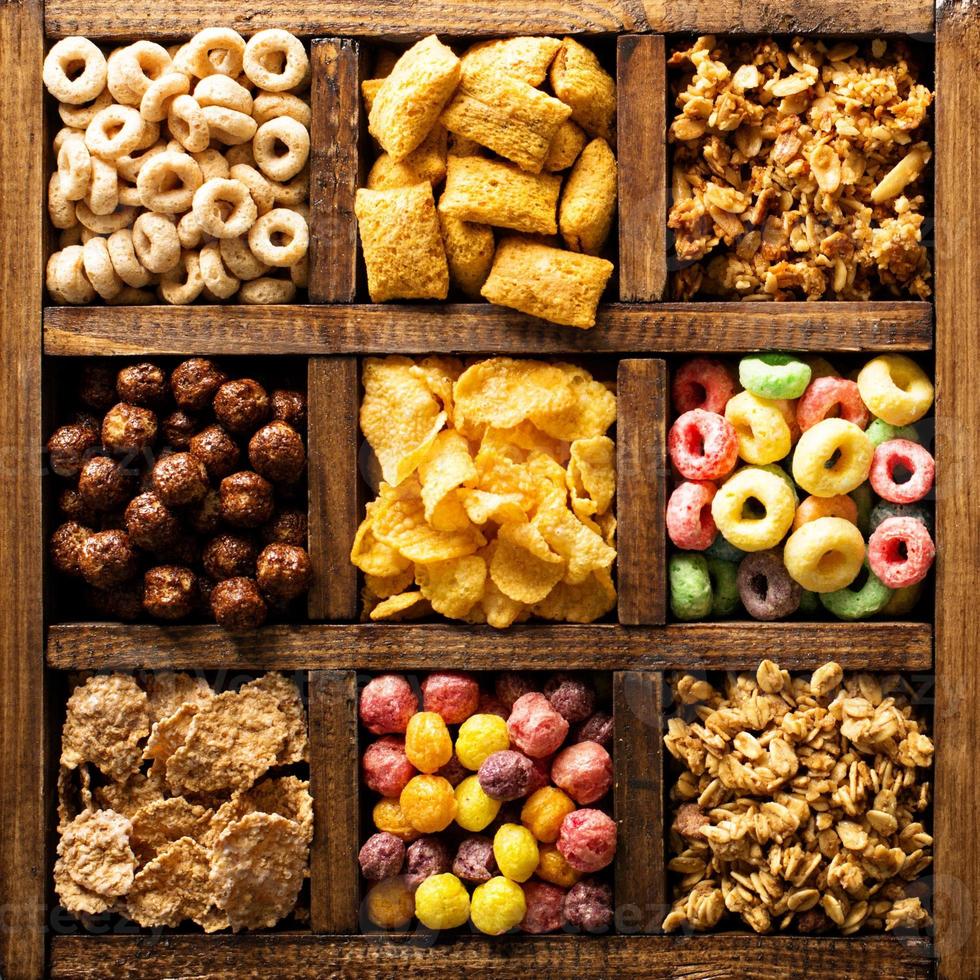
left=366, top=876, right=415, bottom=929
left=535, top=843, right=582, bottom=887
left=492, top=822, right=539, bottom=883
left=455, top=774, right=502, bottom=832
left=470, top=876, right=527, bottom=935
left=400, top=774, right=458, bottom=833
left=857, top=354, right=934, bottom=426
left=414, top=873, right=471, bottom=930
left=455, top=713, right=510, bottom=770
left=372, top=798, right=422, bottom=841
left=521, top=786, right=576, bottom=843
left=405, top=711, right=454, bottom=773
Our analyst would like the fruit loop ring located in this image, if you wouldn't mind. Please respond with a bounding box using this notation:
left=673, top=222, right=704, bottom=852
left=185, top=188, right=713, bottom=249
left=796, top=377, right=870, bottom=432
left=176, top=27, right=247, bottom=79
left=783, top=516, right=865, bottom=593
left=140, top=72, right=190, bottom=123
left=43, top=37, right=107, bottom=105
left=739, top=353, right=812, bottom=400
left=253, top=116, right=312, bottom=183
left=220, top=236, right=270, bottom=280
left=668, top=409, right=738, bottom=481
left=201, top=105, right=258, bottom=146
left=669, top=553, right=712, bottom=620
left=710, top=467, right=795, bottom=552
left=132, top=212, right=181, bottom=274
left=59, top=88, right=113, bottom=130
left=243, top=29, right=310, bottom=92
left=725, top=390, right=792, bottom=465
left=666, top=481, right=717, bottom=551
left=85, top=156, right=119, bottom=217
left=791, top=493, right=858, bottom=532
left=192, top=178, right=258, bottom=239
left=866, top=417, right=918, bottom=448
left=671, top=357, right=736, bottom=415
left=868, top=516, right=935, bottom=589
left=137, top=151, right=203, bottom=213
left=247, top=208, right=309, bottom=267
left=107, top=228, right=154, bottom=288
left=46, top=246, right=96, bottom=305
left=792, top=418, right=873, bottom=497
left=869, top=439, right=935, bottom=504
left=57, top=135, right=92, bottom=202
left=159, top=249, right=205, bottom=305
left=857, top=354, right=934, bottom=427
left=85, top=104, right=144, bottom=160
left=166, top=94, right=210, bottom=153
left=107, top=41, right=172, bottom=106
left=706, top=556, right=739, bottom=616
left=238, top=276, right=297, bottom=304
left=194, top=75, right=254, bottom=115
left=737, top=550, right=801, bottom=620
left=819, top=562, right=892, bottom=621
left=869, top=501, right=933, bottom=536
left=81, top=236, right=123, bottom=300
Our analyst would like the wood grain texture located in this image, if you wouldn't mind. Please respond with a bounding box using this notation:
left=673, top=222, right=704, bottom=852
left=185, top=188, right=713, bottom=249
left=617, top=360, right=666, bottom=625
left=617, top=36, right=666, bottom=302
left=613, top=672, right=665, bottom=934
left=308, top=671, right=359, bottom=933
left=306, top=358, right=359, bottom=620
left=309, top=39, right=363, bottom=304
left=46, top=622, right=933, bottom=672
left=0, top=2, right=46, bottom=977
left=48, top=933, right=935, bottom=979
left=43, top=302, right=934, bottom=356
left=935, top=4, right=979, bottom=978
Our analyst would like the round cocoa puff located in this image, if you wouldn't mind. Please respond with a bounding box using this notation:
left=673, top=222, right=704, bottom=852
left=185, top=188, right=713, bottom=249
left=563, top=878, right=613, bottom=933
left=189, top=424, right=241, bottom=479
left=210, top=576, right=267, bottom=630
left=152, top=452, right=209, bottom=507
left=271, top=389, right=307, bottom=430
left=452, top=835, right=497, bottom=883
left=170, top=358, right=227, bottom=412
left=220, top=471, right=274, bottom=528
left=74, top=411, right=101, bottom=435
left=261, top=508, right=308, bottom=546
left=186, top=489, right=222, bottom=535
left=116, top=363, right=167, bottom=405
left=358, top=832, right=405, bottom=881
left=544, top=674, right=596, bottom=724
left=255, top=543, right=312, bottom=602
left=86, top=580, right=144, bottom=622
left=58, top=487, right=98, bottom=526
left=477, top=750, right=535, bottom=801
left=78, top=456, right=134, bottom=511
left=78, top=529, right=137, bottom=588
left=50, top=521, right=91, bottom=576
left=203, top=534, right=258, bottom=580
left=78, top=363, right=116, bottom=412
left=143, top=565, right=198, bottom=620
left=47, top=423, right=99, bottom=478
left=213, top=379, right=269, bottom=434
left=161, top=410, right=198, bottom=449
left=124, top=492, right=181, bottom=552
left=248, top=422, right=306, bottom=484
left=101, top=403, right=158, bottom=455
left=404, top=837, right=451, bottom=891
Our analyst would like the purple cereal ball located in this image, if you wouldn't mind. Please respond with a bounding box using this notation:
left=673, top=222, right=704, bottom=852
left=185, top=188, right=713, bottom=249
left=436, top=752, right=468, bottom=788
left=737, top=550, right=801, bottom=621
left=404, top=836, right=451, bottom=891
left=544, top=673, right=596, bottom=723
left=477, top=691, right=509, bottom=719
left=572, top=711, right=613, bottom=749
left=563, top=878, right=614, bottom=933
left=358, top=832, right=405, bottom=881
left=520, top=881, right=566, bottom=934
left=495, top=672, right=536, bottom=711
left=477, top=750, right=535, bottom=801
left=452, top=836, right=497, bottom=883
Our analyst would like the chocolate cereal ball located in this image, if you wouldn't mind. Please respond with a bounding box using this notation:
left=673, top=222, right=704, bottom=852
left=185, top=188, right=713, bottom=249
left=271, top=389, right=307, bottom=430
left=210, top=576, right=268, bottom=630
left=453, top=835, right=498, bottom=884
left=101, top=403, right=158, bottom=455
left=152, top=452, right=209, bottom=507
left=50, top=521, right=91, bottom=576
left=544, top=674, right=596, bottom=724
left=358, top=832, right=405, bottom=882
left=220, top=471, right=274, bottom=528
left=170, top=358, right=227, bottom=412
left=161, top=410, right=198, bottom=449
left=255, top=543, right=312, bottom=602
left=143, top=565, right=198, bottom=620
left=58, top=487, right=98, bottom=526
left=78, top=530, right=137, bottom=588
left=47, top=423, right=100, bottom=478
left=124, top=492, right=181, bottom=552
left=116, top=363, right=167, bottom=405
left=78, top=456, right=134, bottom=511
left=477, top=750, right=536, bottom=801
left=261, top=507, right=308, bottom=546
left=186, top=489, right=222, bottom=535
left=248, top=422, right=306, bottom=484
left=213, top=378, right=269, bottom=434
left=78, top=363, right=116, bottom=412
left=189, top=424, right=241, bottom=479
left=203, top=534, right=258, bottom=580
left=86, top=580, right=144, bottom=622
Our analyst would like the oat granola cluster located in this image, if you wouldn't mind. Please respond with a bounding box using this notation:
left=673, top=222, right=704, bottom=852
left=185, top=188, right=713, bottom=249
left=663, top=660, right=933, bottom=935
left=667, top=36, right=934, bottom=301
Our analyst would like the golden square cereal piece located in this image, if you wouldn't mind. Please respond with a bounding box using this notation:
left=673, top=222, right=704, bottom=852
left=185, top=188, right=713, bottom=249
left=459, top=36, right=562, bottom=87
left=361, top=77, right=384, bottom=115
left=438, top=210, right=495, bottom=298
left=367, top=125, right=448, bottom=190
left=550, top=37, right=616, bottom=141
left=368, top=35, right=461, bottom=162
left=544, top=119, right=587, bottom=172
left=439, top=156, right=561, bottom=235
left=559, top=137, right=618, bottom=255
left=355, top=183, right=449, bottom=302
left=448, top=132, right=485, bottom=157
left=440, top=71, right=571, bottom=173
left=481, top=236, right=613, bottom=329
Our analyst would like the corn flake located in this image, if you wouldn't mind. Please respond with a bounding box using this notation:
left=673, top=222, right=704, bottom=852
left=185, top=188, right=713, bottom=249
left=126, top=837, right=213, bottom=928
left=129, top=797, right=213, bottom=866
left=419, top=429, right=478, bottom=529
left=568, top=435, right=616, bottom=515
left=241, top=673, right=309, bottom=765
left=417, top=554, right=487, bottom=619
left=56, top=809, right=136, bottom=904
left=491, top=522, right=566, bottom=603
left=369, top=590, right=432, bottom=621
left=144, top=671, right=214, bottom=724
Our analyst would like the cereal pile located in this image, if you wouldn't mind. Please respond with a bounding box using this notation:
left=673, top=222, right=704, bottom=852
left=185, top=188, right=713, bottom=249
left=358, top=671, right=616, bottom=934
left=663, top=660, right=933, bottom=935
left=666, top=353, right=935, bottom=621
left=352, top=356, right=617, bottom=626
left=47, top=359, right=311, bottom=629
left=667, top=36, right=933, bottom=300
left=56, top=671, right=312, bottom=931
left=44, top=29, right=310, bottom=305
left=355, top=35, right=617, bottom=328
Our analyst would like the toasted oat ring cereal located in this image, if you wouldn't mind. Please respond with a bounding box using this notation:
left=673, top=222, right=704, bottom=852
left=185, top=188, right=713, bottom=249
left=194, top=75, right=253, bottom=115
left=199, top=241, right=241, bottom=299
left=783, top=516, right=865, bottom=593
left=253, top=92, right=312, bottom=128
left=272, top=166, right=309, bottom=207
left=190, top=148, right=229, bottom=183
left=238, top=276, right=297, bottom=304
left=46, top=246, right=96, bottom=304
left=792, top=493, right=858, bottom=532
left=253, top=117, right=310, bottom=182
left=220, top=236, right=270, bottom=281
left=857, top=354, right=934, bottom=427
left=107, top=228, right=154, bottom=288
left=166, top=94, right=210, bottom=153
left=176, top=210, right=205, bottom=250
left=868, top=516, right=935, bottom=589
left=192, top=178, right=258, bottom=239
left=669, top=409, right=739, bottom=481
left=81, top=235, right=123, bottom=300
left=43, top=37, right=107, bottom=105
left=229, top=164, right=274, bottom=215
left=671, top=357, right=736, bottom=415
left=869, top=439, right=935, bottom=504
left=247, top=208, right=308, bottom=267
left=180, top=27, right=246, bottom=79
left=819, top=562, right=893, bottom=620
left=137, top=150, right=203, bottom=213
left=58, top=88, right=113, bottom=129
left=108, top=41, right=172, bottom=106
left=666, top=481, right=717, bottom=551
left=158, top=249, right=204, bottom=304
left=243, top=29, right=309, bottom=92
left=792, top=418, right=873, bottom=498
left=140, top=71, right=190, bottom=123
left=738, top=353, right=811, bottom=400
left=115, top=143, right=165, bottom=183
left=48, top=173, right=78, bottom=230
left=737, top=550, right=800, bottom=621
left=57, top=135, right=92, bottom=202
left=85, top=104, right=143, bottom=160
left=75, top=202, right=136, bottom=235
left=84, top=156, right=119, bottom=217
left=202, top=105, right=258, bottom=146
left=711, top=467, right=795, bottom=552
left=132, top=212, right=181, bottom=274
left=796, top=376, right=870, bottom=432
left=725, top=391, right=792, bottom=466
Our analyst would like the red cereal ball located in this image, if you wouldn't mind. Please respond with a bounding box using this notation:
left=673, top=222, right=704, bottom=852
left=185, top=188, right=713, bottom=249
left=495, top=672, right=536, bottom=711
left=520, top=881, right=566, bottom=934
left=668, top=409, right=739, bottom=482
left=358, top=832, right=405, bottom=881
left=571, top=712, right=613, bottom=749
left=551, top=741, right=613, bottom=805
left=563, top=878, right=614, bottom=933
left=453, top=835, right=498, bottom=883
left=360, top=674, right=419, bottom=735
left=507, top=693, right=569, bottom=759
left=796, top=377, right=871, bottom=432
left=421, top=671, right=480, bottom=725
left=527, top=755, right=552, bottom=796
left=477, top=691, right=509, bottom=719
left=362, top=736, right=417, bottom=798
left=543, top=674, right=595, bottom=724
left=868, top=516, right=935, bottom=589
left=478, top=750, right=536, bottom=801
left=672, top=358, right=737, bottom=415
left=557, top=809, right=617, bottom=872
left=666, top=481, right=718, bottom=551
left=869, top=439, right=935, bottom=504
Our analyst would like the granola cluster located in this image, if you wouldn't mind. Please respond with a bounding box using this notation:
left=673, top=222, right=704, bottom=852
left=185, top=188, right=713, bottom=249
left=667, top=36, right=934, bottom=301
left=663, top=660, right=934, bottom=935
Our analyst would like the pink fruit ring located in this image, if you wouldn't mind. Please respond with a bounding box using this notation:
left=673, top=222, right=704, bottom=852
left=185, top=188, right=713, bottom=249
left=666, top=481, right=717, bottom=551
left=868, top=516, right=935, bottom=588
left=671, top=358, right=737, bottom=415
left=668, top=409, right=739, bottom=481
left=869, top=439, right=935, bottom=504
left=796, top=377, right=871, bottom=432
